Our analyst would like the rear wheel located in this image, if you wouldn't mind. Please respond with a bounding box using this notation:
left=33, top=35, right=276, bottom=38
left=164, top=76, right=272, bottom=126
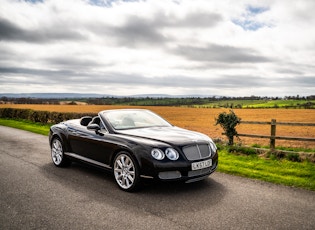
left=51, top=137, right=70, bottom=167
left=113, top=152, right=140, bottom=192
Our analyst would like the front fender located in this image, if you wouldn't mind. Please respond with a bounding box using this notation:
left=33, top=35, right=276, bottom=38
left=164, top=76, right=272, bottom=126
left=49, top=124, right=71, bottom=152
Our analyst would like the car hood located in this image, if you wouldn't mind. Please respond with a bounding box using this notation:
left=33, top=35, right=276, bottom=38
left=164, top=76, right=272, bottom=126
left=116, top=126, right=211, bottom=146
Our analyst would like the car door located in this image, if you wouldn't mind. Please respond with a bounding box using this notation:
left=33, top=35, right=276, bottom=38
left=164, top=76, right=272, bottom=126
left=67, top=123, right=116, bottom=166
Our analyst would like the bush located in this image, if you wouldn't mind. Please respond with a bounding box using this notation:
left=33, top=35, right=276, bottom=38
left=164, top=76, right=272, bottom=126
left=0, top=108, right=97, bottom=124
left=0, top=108, right=32, bottom=120
left=215, top=110, right=241, bottom=145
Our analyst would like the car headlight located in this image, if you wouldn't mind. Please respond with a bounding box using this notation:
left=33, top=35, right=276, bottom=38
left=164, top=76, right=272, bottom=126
left=165, top=148, right=179, bottom=160
left=151, top=148, right=165, bottom=160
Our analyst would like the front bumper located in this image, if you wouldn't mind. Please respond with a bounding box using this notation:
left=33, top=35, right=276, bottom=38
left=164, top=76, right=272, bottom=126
left=140, top=151, right=218, bottom=182
left=157, top=160, right=218, bottom=182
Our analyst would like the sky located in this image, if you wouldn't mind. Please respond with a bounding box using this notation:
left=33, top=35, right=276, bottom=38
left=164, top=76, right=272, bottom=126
left=0, top=0, right=315, bottom=97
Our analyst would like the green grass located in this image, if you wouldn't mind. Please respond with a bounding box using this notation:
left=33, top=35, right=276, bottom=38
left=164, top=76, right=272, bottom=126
left=217, top=149, right=315, bottom=190
left=0, top=118, right=51, bottom=136
left=1, top=118, right=314, bottom=191
left=196, top=99, right=315, bottom=108
left=245, top=99, right=315, bottom=108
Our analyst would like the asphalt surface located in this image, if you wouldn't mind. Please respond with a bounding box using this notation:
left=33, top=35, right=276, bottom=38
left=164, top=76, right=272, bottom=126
left=1, top=125, right=315, bottom=230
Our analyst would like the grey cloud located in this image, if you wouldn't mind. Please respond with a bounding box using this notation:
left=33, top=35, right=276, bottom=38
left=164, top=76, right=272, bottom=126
left=0, top=67, right=74, bottom=77
left=97, top=11, right=222, bottom=47
left=177, top=12, right=222, bottom=27
left=244, top=75, right=315, bottom=88
left=110, top=18, right=167, bottom=47
left=146, top=74, right=314, bottom=89
left=0, top=18, right=86, bottom=43
left=0, top=66, right=268, bottom=89
left=134, top=75, right=266, bottom=88
left=208, top=75, right=267, bottom=87
left=276, top=68, right=304, bottom=75
left=0, top=19, right=24, bottom=41
left=0, top=6, right=222, bottom=48
left=1, top=65, right=314, bottom=96
left=172, top=44, right=272, bottom=63
left=44, top=57, right=106, bottom=69
left=299, top=76, right=315, bottom=85
left=154, top=11, right=223, bottom=28
left=274, top=76, right=315, bottom=86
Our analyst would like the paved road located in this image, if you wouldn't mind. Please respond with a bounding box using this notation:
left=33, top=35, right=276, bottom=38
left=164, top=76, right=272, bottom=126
left=1, top=126, right=315, bottom=230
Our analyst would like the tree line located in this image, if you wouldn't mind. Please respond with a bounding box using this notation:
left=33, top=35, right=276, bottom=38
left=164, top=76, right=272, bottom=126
left=1, top=95, right=314, bottom=107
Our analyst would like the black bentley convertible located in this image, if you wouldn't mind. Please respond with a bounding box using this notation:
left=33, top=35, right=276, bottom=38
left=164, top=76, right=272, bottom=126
left=49, top=109, right=218, bottom=191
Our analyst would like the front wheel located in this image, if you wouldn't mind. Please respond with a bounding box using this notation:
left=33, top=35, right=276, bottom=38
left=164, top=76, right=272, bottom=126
left=51, top=137, right=70, bottom=167
left=113, top=152, right=140, bottom=192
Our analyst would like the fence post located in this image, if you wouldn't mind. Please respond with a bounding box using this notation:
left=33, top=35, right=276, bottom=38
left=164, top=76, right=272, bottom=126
left=270, top=119, right=276, bottom=151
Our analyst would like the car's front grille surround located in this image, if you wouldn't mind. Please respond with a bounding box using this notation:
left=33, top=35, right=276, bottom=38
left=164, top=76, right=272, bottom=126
left=182, top=144, right=212, bottom=161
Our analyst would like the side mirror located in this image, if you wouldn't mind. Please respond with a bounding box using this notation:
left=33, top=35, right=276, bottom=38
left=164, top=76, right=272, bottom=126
left=87, top=123, right=101, bottom=132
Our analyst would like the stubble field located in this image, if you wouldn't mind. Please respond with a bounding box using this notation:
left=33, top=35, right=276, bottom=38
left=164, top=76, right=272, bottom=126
left=1, top=104, right=315, bottom=148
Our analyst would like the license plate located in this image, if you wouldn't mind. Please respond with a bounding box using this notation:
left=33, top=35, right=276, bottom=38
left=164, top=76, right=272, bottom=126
left=191, top=159, right=212, bottom=171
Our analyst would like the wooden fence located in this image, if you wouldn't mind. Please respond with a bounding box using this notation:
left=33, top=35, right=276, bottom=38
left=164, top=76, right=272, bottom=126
left=237, top=119, right=315, bottom=150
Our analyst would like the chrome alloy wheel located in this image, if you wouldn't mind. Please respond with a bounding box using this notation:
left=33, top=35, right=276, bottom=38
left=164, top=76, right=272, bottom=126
left=114, top=153, right=137, bottom=190
left=51, top=138, right=64, bottom=166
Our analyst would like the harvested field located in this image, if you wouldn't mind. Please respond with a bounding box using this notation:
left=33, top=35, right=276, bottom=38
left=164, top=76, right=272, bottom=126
left=1, top=104, right=315, bottom=148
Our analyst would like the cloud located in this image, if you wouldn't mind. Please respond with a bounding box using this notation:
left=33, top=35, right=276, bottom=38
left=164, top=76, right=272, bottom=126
left=0, top=65, right=272, bottom=91
left=0, top=18, right=23, bottom=40
left=154, top=11, right=223, bottom=28
left=91, top=10, right=223, bottom=47
left=107, top=17, right=168, bottom=47
left=0, top=67, right=74, bottom=78
left=172, top=44, right=272, bottom=64
left=0, top=0, right=314, bottom=96
left=0, top=18, right=86, bottom=43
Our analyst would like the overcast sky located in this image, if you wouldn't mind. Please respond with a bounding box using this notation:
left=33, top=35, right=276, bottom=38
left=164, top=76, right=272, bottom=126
left=1, top=0, right=315, bottom=97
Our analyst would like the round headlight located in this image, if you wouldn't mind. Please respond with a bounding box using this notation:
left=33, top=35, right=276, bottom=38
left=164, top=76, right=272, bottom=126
left=151, top=148, right=165, bottom=160
left=165, top=148, right=179, bottom=160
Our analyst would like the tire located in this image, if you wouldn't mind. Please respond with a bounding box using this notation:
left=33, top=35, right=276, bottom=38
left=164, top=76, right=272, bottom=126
left=51, top=137, right=71, bottom=167
left=113, top=152, right=140, bottom=192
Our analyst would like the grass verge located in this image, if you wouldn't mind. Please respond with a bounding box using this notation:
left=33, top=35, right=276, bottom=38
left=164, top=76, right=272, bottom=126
left=217, top=150, right=315, bottom=191
left=1, top=118, right=314, bottom=191
left=0, top=118, right=51, bottom=136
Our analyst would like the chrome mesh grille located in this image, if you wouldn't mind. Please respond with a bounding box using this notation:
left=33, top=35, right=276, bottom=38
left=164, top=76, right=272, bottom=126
left=182, top=144, right=211, bottom=161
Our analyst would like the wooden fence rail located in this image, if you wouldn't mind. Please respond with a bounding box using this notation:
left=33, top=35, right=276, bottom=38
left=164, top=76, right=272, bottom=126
left=237, top=119, right=315, bottom=150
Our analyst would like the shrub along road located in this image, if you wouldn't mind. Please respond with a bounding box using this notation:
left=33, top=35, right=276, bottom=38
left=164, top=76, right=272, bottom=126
left=1, top=126, right=315, bottom=229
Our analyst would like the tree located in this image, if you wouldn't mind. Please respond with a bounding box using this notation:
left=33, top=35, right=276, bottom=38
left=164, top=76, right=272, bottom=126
left=215, top=110, right=241, bottom=145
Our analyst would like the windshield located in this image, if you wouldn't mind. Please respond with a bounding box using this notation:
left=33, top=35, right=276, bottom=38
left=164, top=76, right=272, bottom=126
left=101, top=109, right=172, bottom=130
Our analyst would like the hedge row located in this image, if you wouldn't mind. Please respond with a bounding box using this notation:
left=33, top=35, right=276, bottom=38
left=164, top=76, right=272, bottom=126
left=0, top=108, right=97, bottom=124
